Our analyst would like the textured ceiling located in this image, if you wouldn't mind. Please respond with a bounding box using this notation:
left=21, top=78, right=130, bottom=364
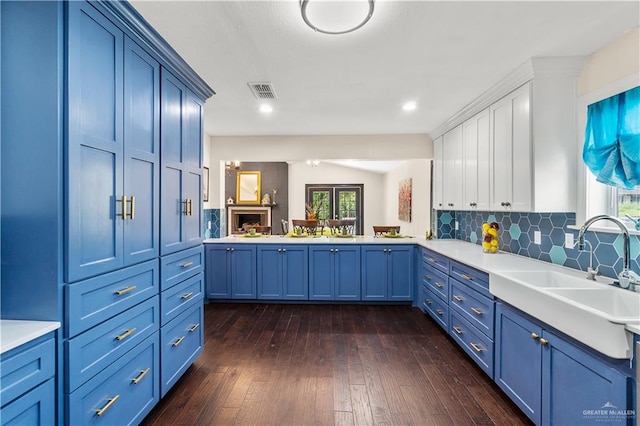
left=130, top=1, right=639, bottom=137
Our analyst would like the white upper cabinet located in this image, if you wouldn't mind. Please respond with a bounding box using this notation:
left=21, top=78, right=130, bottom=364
left=443, top=126, right=463, bottom=210
left=462, top=109, right=490, bottom=210
left=431, top=57, right=582, bottom=213
left=433, top=136, right=444, bottom=209
left=489, top=83, right=532, bottom=211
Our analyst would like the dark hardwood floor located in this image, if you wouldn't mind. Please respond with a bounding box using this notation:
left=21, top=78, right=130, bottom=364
left=142, top=303, right=532, bottom=425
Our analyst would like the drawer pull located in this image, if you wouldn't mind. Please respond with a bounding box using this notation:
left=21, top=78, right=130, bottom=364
left=470, top=342, right=483, bottom=353
left=131, top=368, right=150, bottom=385
left=470, top=307, right=483, bottom=316
left=453, top=295, right=463, bottom=302
left=189, top=323, right=200, bottom=333
left=461, top=274, right=473, bottom=281
left=172, top=336, right=185, bottom=347
left=114, top=285, right=137, bottom=296
left=435, top=282, right=443, bottom=288
left=539, top=338, right=549, bottom=346
left=453, top=326, right=463, bottom=334
left=181, top=292, right=194, bottom=300
left=181, top=261, right=194, bottom=268
left=96, top=395, right=120, bottom=416
left=531, top=332, right=540, bottom=340
left=115, top=327, right=137, bottom=341
left=435, top=309, right=444, bottom=316
left=425, top=299, right=432, bottom=305
left=428, top=257, right=438, bottom=264
left=424, top=275, right=431, bottom=280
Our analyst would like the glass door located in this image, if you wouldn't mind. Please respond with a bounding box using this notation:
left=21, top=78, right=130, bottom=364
left=306, top=184, right=363, bottom=235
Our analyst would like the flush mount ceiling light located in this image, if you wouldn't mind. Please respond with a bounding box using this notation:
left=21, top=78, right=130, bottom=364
left=300, top=0, right=375, bottom=35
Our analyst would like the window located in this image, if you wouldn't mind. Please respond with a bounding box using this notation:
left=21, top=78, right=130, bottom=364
left=616, top=187, right=640, bottom=218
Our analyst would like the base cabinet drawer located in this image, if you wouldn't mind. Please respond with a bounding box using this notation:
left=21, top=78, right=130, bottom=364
left=160, top=246, right=204, bottom=292
left=160, top=272, right=203, bottom=326
left=450, top=311, right=494, bottom=378
left=160, top=304, right=203, bottom=397
left=67, top=332, right=159, bottom=426
left=1, top=378, right=55, bottom=426
left=66, top=296, right=160, bottom=392
left=422, top=288, right=449, bottom=330
left=0, top=335, right=55, bottom=407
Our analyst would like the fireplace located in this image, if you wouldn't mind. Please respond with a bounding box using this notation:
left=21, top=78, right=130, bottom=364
left=227, top=206, right=272, bottom=235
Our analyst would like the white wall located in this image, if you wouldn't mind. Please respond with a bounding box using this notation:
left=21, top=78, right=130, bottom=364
left=382, top=159, right=431, bottom=237
left=207, top=134, right=432, bottom=208
left=288, top=161, right=385, bottom=235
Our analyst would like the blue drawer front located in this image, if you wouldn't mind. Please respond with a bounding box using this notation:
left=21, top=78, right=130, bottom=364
left=450, top=311, right=494, bottom=378
left=160, top=272, right=203, bottom=326
left=422, top=287, right=449, bottom=330
left=422, top=263, right=449, bottom=302
left=422, top=248, right=449, bottom=274
left=66, top=296, right=159, bottom=392
left=449, top=260, right=491, bottom=298
left=160, top=304, right=203, bottom=397
left=65, top=259, right=159, bottom=337
left=67, top=332, right=159, bottom=426
left=0, top=335, right=55, bottom=407
left=450, top=280, right=495, bottom=338
left=160, top=246, right=204, bottom=291
left=1, top=378, right=55, bottom=426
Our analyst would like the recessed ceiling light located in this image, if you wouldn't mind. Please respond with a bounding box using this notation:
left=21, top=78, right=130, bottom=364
left=403, top=102, right=417, bottom=111
left=259, top=104, right=273, bottom=113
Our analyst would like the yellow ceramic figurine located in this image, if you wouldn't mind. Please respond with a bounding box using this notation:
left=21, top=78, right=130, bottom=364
left=482, top=222, right=499, bottom=253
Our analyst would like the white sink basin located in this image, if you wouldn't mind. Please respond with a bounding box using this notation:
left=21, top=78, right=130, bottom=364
left=491, top=270, right=638, bottom=359
left=546, top=288, right=640, bottom=323
left=496, top=270, right=600, bottom=289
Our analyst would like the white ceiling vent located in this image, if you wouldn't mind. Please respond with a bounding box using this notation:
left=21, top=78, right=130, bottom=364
left=248, top=82, right=277, bottom=100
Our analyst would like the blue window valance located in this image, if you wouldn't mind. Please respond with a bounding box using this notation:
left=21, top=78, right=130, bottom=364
left=583, top=85, right=640, bottom=189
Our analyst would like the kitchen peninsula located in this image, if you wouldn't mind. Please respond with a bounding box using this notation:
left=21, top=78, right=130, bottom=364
left=204, top=236, right=638, bottom=425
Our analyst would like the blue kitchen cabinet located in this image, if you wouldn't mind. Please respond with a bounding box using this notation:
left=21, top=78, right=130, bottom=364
left=205, top=244, right=256, bottom=299
left=160, top=71, right=203, bottom=256
left=257, top=245, right=308, bottom=300
left=361, top=245, right=413, bottom=301
left=496, top=302, right=632, bottom=425
left=0, top=334, right=56, bottom=426
left=67, top=2, right=160, bottom=282
left=309, top=246, right=361, bottom=301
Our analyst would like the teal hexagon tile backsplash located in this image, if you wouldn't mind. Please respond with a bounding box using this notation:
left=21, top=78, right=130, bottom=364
left=436, top=209, right=640, bottom=280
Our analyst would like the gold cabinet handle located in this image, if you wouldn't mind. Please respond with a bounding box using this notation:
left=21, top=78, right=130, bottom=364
left=435, top=282, right=443, bottom=288
left=115, top=327, right=137, bottom=341
left=188, top=323, right=200, bottom=333
left=114, top=285, right=137, bottom=296
left=425, top=299, right=432, bottom=305
left=470, top=307, right=483, bottom=316
left=181, top=292, right=194, bottom=300
left=126, top=196, right=135, bottom=220
left=96, top=395, right=120, bottom=416
left=181, top=261, right=194, bottom=268
left=117, top=196, right=127, bottom=220
left=453, top=295, right=463, bottom=302
left=172, top=336, right=185, bottom=347
left=435, top=309, right=444, bottom=316
left=461, top=274, right=473, bottom=281
left=183, top=199, right=189, bottom=215
left=470, top=342, right=483, bottom=353
left=531, top=332, right=540, bottom=340
left=131, top=368, right=150, bottom=385
left=428, top=257, right=438, bottom=264
left=188, top=199, right=193, bottom=216
left=453, top=326, right=463, bottom=334
left=539, top=338, right=549, bottom=346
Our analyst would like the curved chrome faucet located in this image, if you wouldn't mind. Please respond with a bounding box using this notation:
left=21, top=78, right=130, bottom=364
left=577, top=215, right=640, bottom=290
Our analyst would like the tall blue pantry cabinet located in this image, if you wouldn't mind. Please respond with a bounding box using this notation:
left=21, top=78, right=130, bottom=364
left=0, top=1, right=214, bottom=424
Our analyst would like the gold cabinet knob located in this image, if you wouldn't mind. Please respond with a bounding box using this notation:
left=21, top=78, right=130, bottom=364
left=539, top=338, right=549, bottom=346
left=531, top=332, right=539, bottom=340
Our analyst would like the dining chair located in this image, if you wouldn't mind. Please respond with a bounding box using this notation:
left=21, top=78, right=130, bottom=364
left=329, top=219, right=356, bottom=235
left=373, top=225, right=400, bottom=236
left=291, top=219, right=318, bottom=235
left=281, top=219, right=289, bottom=234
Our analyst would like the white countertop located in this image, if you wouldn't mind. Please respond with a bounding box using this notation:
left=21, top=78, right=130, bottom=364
left=1, top=320, right=60, bottom=354
left=205, top=235, right=418, bottom=244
